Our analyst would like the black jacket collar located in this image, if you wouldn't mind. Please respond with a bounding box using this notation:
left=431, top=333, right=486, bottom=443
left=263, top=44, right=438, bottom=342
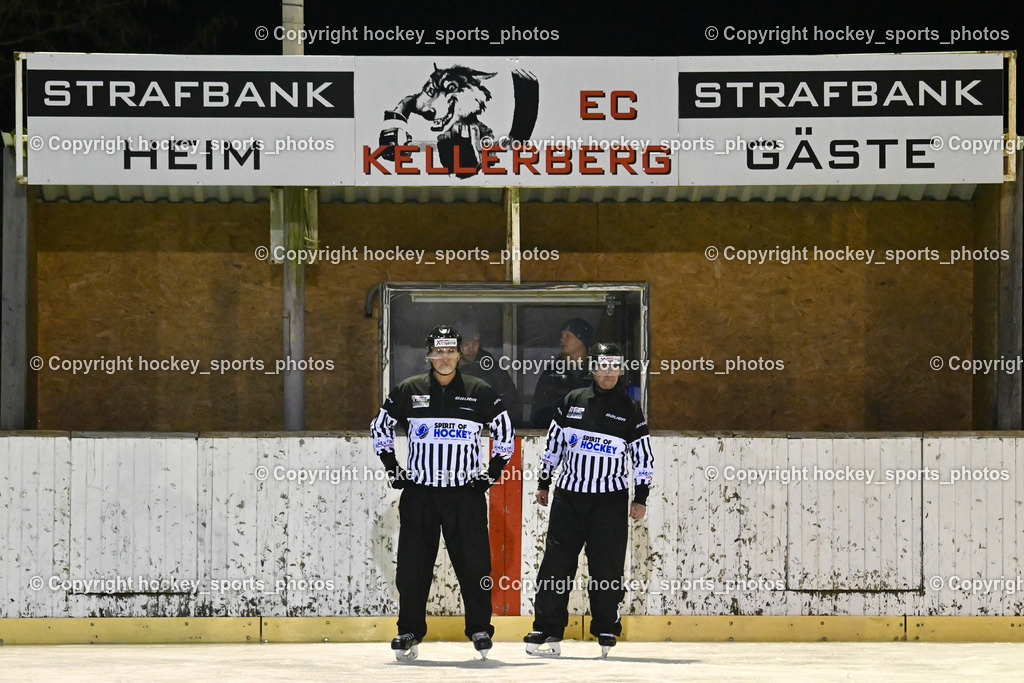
left=429, top=368, right=464, bottom=391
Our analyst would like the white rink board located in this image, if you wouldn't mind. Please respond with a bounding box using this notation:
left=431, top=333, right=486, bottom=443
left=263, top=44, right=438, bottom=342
left=1, top=433, right=1023, bottom=618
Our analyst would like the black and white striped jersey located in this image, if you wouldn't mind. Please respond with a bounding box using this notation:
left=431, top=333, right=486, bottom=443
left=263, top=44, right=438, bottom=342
left=540, top=383, right=654, bottom=494
left=371, top=370, right=515, bottom=487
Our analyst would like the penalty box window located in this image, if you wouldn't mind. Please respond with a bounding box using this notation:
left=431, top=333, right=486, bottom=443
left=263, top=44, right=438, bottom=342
left=378, top=283, right=650, bottom=429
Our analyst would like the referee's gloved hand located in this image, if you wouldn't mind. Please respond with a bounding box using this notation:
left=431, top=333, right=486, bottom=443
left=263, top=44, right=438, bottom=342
left=471, top=458, right=508, bottom=492
left=380, top=452, right=412, bottom=489
left=469, top=471, right=497, bottom=492
left=388, top=467, right=413, bottom=489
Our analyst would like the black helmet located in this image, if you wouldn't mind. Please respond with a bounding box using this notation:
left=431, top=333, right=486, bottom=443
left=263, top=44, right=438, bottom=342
left=425, top=324, right=462, bottom=351
left=589, top=341, right=623, bottom=358
left=589, top=342, right=624, bottom=372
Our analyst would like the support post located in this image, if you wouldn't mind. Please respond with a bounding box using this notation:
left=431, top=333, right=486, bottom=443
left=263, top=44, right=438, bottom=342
left=278, top=0, right=312, bottom=430
left=2, top=142, right=29, bottom=429
left=504, top=187, right=521, bottom=285
left=997, top=147, right=1023, bottom=428
left=281, top=188, right=308, bottom=430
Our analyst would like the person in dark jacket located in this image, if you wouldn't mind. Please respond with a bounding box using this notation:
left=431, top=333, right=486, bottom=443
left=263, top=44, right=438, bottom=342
left=529, top=317, right=594, bottom=428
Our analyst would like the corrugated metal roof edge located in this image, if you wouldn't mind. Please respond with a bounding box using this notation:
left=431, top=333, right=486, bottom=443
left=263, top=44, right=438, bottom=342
left=32, top=183, right=979, bottom=203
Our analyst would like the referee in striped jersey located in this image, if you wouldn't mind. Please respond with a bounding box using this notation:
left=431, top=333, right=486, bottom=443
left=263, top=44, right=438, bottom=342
left=524, top=342, right=654, bottom=657
left=371, top=324, right=515, bottom=659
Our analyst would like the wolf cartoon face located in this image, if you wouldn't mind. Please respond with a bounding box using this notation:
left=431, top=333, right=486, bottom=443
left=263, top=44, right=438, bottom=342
left=377, top=63, right=538, bottom=177
left=410, top=64, right=497, bottom=134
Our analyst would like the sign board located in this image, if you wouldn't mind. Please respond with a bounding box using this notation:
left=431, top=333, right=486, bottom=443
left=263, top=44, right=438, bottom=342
left=22, top=53, right=1007, bottom=186
left=354, top=57, right=678, bottom=186
left=677, top=54, right=1006, bottom=185
left=25, top=53, right=355, bottom=185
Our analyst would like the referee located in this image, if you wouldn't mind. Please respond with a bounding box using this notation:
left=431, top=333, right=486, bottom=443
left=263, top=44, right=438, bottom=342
left=524, top=342, right=654, bottom=657
left=370, top=324, right=515, bottom=660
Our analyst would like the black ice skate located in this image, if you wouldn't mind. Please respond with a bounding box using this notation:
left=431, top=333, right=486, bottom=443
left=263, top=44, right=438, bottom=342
left=471, top=631, right=493, bottom=660
left=597, top=633, right=616, bottom=657
left=391, top=633, right=420, bottom=661
left=524, top=631, right=562, bottom=656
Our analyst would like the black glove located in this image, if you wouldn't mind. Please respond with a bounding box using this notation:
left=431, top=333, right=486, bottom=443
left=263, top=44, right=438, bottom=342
left=378, top=109, right=411, bottom=162
left=470, top=471, right=497, bottom=492
left=633, top=483, right=650, bottom=506
left=470, top=458, right=508, bottom=492
left=378, top=128, right=400, bottom=162
left=380, top=453, right=413, bottom=490
left=389, top=467, right=414, bottom=490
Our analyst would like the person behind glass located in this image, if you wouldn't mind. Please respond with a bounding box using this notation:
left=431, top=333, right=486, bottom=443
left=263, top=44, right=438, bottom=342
left=369, top=324, right=515, bottom=661
left=459, top=323, right=524, bottom=428
left=530, top=317, right=595, bottom=428
left=523, top=342, right=654, bottom=658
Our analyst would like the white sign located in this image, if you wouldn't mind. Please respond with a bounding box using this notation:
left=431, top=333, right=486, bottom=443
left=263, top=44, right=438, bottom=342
left=354, top=56, right=679, bottom=186
left=676, top=54, right=1006, bottom=185
left=23, top=53, right=1006, bottom=187
left=25, top=53, right=355, bottom=186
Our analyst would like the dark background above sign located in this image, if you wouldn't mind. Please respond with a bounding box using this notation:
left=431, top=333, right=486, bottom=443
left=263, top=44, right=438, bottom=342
left=2, top=0, right=1023, bottom=132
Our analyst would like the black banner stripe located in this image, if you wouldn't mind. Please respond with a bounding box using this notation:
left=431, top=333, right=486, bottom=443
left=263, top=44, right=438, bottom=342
left=28, top=70, right=354, bottom=118
left=679, top=69, right=1002, bottom=118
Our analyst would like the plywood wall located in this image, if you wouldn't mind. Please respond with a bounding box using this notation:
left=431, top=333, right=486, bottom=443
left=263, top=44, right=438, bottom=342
left=30, top=195, right=982, bottom=431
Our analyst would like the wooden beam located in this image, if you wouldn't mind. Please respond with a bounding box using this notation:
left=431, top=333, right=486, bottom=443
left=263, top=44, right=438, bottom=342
left=504, top=187, right=521, bottom=284
left=996, top=148, right=1023, bottom=428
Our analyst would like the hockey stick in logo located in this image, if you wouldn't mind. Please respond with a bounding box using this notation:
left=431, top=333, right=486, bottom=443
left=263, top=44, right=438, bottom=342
left=507, top=69, right=539, bottom=143
left=439, top=68, right=540, bottom=178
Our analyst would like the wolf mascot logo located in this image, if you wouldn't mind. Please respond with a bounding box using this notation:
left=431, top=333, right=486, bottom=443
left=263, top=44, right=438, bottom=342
left=378, top=63, right=539, bottom=178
